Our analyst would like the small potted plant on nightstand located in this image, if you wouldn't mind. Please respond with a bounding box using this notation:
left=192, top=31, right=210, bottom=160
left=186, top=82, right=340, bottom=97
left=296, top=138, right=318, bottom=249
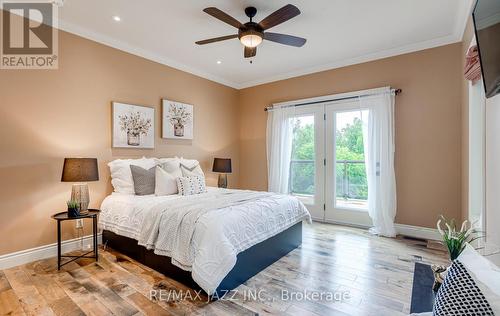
left=67, top=200, right=80, bottom=218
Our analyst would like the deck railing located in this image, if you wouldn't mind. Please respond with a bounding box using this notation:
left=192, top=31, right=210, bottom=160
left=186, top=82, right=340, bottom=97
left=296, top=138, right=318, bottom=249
left=289, top=159, right=368, bottom=201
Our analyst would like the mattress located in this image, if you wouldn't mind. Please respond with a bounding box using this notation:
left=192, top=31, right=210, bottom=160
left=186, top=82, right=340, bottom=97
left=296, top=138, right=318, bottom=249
left=99, top=187, right=311, bottom=294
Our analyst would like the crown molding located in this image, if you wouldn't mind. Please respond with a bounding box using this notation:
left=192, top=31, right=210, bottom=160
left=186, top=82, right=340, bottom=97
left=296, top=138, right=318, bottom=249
left=58, top=20, right=240, bottom=89
left=236, top=33, right=460, bottom=89
left=56, top=0, right=474, bottom=90
left=455, top=0, right=475, bottom=40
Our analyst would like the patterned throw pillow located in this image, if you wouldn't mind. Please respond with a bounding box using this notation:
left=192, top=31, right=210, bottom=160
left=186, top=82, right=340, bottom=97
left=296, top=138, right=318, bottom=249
left=433, top=260, right=494, bottom=316
left=176, top=175, right=207, bottom=196
left=130, top=165, right=156, bottom=195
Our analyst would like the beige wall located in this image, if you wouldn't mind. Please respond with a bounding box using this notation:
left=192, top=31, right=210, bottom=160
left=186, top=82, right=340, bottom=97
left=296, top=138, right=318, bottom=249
left=238, top=43, right=464, bottom=229
left=0, top=13, right=471, bottom=255
left=0, top=30, right=240, bottom=255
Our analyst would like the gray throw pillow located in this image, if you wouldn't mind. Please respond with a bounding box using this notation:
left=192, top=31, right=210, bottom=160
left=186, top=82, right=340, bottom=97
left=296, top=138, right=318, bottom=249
left=130, top=165, right=156, bottom=195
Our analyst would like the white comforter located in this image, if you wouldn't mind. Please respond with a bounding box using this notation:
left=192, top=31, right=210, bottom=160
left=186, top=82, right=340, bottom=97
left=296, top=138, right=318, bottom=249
left=99, top=187, right=311, bottom=294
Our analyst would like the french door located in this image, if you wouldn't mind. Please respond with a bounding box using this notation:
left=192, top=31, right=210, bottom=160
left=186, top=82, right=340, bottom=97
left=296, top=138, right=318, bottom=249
left=324, top=101, right=372, bottom=226
left=288, top=105, right=325, bottom=220
left=288, top=101, right=372, bottom=227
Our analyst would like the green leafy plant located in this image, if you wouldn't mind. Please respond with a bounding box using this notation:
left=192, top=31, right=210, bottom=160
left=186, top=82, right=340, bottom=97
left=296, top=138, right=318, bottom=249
left=67, top=200, right=79, bottom=210
left=437, top=215, right=483, bottom=260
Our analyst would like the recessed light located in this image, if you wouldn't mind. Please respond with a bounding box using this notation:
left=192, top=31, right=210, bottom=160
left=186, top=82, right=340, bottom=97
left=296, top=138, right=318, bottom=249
left=217, top=60, right=222, bottom=64
left=113, top=16, right=121, bottom=22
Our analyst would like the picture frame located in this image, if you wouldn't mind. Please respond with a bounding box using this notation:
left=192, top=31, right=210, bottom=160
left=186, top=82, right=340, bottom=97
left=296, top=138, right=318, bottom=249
left=162, top=99, right=194, bottom=140
left=112, top=102, right=155, bottom=148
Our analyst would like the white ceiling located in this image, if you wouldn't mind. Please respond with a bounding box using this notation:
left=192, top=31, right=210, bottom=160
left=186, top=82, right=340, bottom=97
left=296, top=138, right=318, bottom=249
left=58, top=0, right=474, bottom=89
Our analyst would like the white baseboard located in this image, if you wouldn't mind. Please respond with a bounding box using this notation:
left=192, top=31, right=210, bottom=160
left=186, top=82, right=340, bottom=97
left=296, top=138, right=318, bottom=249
left=318, top=218, right=371, bottom=230
left=395, top=223, right=440, bottom=241
left=313, top=218, right=440, bottom=241
left=0, top=223, right=439, bottom=270
left=0, top=233, right=102, bottom=270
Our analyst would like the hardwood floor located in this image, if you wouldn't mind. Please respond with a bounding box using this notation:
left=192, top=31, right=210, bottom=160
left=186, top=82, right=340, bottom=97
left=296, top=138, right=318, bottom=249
left=0, top=222, right=448, bottom=316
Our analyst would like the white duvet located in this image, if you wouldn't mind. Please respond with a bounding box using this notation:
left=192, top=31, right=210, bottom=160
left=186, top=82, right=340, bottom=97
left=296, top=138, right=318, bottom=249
left=99, top=187, right=311, bottom=294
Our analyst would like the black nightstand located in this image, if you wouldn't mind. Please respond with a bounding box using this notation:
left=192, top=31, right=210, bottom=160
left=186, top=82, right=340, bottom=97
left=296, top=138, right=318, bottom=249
left=51, top=209, right=100, bottom=270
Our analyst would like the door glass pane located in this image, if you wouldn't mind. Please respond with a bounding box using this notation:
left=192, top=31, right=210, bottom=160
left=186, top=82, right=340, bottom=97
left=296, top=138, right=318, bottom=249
left=289, top=115, right=315, bottom=201
left=335, top=111, right=368, bottom=210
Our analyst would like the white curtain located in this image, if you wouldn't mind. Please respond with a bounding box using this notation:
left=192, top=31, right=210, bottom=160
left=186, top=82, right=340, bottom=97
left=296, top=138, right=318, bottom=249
left=360, top=88, right=397, bottom=237
left=266, top=107, right=294, bottom=193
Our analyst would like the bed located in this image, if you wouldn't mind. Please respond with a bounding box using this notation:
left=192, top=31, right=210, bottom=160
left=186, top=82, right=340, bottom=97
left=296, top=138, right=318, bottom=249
left=99, top=187, right=311, bottom=297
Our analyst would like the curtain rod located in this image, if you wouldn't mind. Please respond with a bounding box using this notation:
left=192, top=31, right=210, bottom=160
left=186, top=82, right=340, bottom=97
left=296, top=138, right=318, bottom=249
left=264, top=88, right=402, bottom=112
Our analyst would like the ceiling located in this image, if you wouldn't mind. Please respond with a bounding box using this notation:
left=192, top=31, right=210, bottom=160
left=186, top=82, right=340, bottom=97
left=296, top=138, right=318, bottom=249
left=58, top=0, right=474, bottom=89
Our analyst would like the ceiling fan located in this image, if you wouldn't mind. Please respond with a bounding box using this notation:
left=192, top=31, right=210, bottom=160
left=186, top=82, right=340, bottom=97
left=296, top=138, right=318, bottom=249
left=195, top=4, right=306, bottom=58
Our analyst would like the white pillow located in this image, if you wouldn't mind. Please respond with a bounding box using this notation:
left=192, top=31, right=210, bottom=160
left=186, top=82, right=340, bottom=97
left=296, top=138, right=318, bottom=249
left=157, top=157, right=182, bottom=174
left=457, top=243, right=500, bottom=314
left=176, top=175, right=207, bottom=196
left=108, top=157, right=157, bottom=194
left=155, top=165, right=181, bottom=196
left=179, top=157, right=204, bottom=177
left=156, top=157, right=178, bottom=164
left=459, top=244, right=500, bottom=295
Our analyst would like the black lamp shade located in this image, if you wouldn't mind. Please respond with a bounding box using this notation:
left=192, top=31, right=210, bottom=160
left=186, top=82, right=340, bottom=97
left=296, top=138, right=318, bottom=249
left=212, top=158, right=232, bottom=173
left=61, top=158, right=99, bottom=182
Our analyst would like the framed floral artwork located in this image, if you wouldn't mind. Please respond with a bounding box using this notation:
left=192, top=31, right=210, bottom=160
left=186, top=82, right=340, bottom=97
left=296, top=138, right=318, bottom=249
left=112, top=102, right=155, bottom=148
left=162, top=100, right=193, bottom=140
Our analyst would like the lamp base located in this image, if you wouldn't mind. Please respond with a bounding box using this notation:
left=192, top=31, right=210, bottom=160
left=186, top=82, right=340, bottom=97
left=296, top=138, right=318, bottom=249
left=217, top=174, right=228, bottom=188
left=71, top=183, right=90, bottom=212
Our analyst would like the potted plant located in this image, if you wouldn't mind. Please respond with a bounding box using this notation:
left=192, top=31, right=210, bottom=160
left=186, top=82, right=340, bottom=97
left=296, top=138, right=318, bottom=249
left=432, top=215, right=484, bottom=291
left=67, top=200, right=80, bottom=218
left=437, top=215, right=482, bottom=261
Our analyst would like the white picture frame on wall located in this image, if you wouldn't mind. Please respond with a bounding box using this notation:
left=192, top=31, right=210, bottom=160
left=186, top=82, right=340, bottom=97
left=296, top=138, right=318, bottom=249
left=162, top=99, right=194, bottom=140
left=112, top=102, right=155, bottom=148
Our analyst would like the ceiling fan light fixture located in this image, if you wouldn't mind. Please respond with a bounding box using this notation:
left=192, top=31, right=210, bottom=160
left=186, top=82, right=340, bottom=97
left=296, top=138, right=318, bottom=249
left=196, top=5, right=305, bottom=58
left=240, top=34, right=262, bottom=48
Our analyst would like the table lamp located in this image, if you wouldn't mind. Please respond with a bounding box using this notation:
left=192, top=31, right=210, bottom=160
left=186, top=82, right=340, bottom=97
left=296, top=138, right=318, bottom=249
left=212, top=158, right=232, bottom=188
left=61, top=158, right=99, bottom=213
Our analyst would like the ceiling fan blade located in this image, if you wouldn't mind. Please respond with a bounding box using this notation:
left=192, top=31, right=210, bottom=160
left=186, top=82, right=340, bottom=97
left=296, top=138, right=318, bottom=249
left=244, top=46, right=256, bottom=58
left=258, top=4, right=300, bottom=30
left=195, top=34, right=238, bottom=45
left=264, top=32, right=306, bottom=47
left=203, top=7, right=243, bottom=29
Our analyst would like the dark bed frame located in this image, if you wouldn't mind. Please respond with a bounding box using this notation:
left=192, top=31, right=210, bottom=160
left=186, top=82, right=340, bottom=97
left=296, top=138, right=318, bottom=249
left=102, top=221, right=303, bottom=297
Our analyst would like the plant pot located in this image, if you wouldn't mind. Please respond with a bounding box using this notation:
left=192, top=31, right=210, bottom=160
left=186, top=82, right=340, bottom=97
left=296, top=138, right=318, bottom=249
left=174, top=123, right=184, bottom=137
left=68, top=208, right=80, bottom=218
left=127, top=132, right=140, bottom=146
